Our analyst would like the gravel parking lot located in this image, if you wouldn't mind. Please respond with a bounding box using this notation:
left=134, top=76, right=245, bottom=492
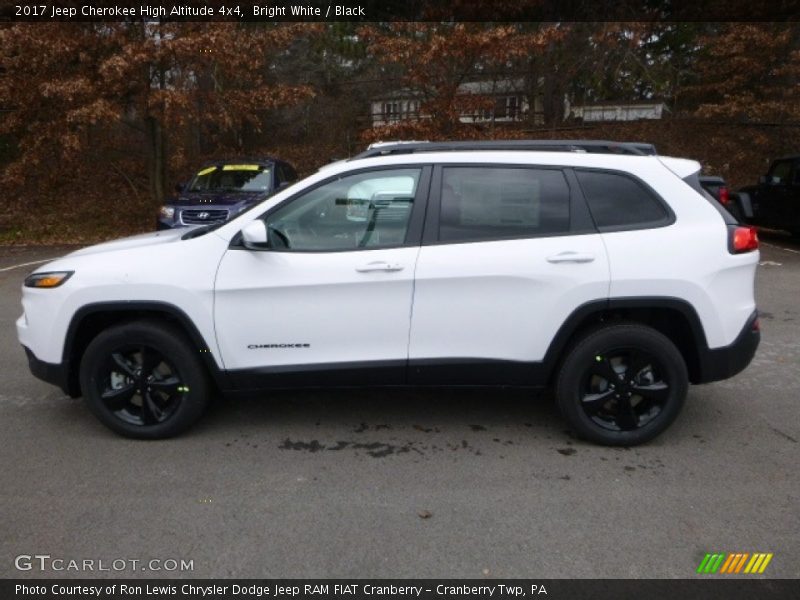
left=1, top=235, right=798, bottom=579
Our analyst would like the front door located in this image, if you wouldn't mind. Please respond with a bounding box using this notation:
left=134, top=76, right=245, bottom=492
left=214, top=166, right=430, bottom=386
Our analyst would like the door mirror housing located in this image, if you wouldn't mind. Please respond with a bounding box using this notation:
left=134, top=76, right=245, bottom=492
left=241, top=220, right=268, bottom=249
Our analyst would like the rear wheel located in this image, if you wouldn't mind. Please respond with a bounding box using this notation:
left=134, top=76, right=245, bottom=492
left=79, top=320, right=211, bottom=439
left=555, top=324, right=688, bottom=446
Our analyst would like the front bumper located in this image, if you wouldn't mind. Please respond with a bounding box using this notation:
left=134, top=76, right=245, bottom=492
left=23, top=346, right=73, bottom=396
left=696, top=310, right=760, bottom=384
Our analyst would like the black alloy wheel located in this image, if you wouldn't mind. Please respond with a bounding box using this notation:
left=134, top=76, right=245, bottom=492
left=80, top=320, right=211, bottom=439
left=556, top=323, right=688, bottom=446
left=99, top=345, right=186, bottom=427
left=580, top=348, right=670, bottom=432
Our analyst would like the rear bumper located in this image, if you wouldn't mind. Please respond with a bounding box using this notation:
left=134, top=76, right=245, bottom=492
left=696, top=311, right=760, bottom=384
left=23, top=346, right=72, bottom=396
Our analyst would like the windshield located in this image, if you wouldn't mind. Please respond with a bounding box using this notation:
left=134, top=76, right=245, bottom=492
left=187, top=164, right=272, bottom=193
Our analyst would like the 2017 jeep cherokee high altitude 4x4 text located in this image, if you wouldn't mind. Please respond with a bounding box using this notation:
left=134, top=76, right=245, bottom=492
left=18, top=140, right=761, bottom=445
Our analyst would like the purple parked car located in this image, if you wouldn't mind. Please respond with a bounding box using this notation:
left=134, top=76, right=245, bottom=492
left=157, top=158, right=298, bottom=230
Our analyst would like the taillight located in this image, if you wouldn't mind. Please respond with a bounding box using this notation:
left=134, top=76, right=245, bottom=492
left=718, top=186, right=730, bottom=205
left=729, top=225, right=759, bottom=253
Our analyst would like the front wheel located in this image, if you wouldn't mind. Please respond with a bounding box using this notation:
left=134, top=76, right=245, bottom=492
left=555, top=324, right=688, bottom=446
left=79, top=320, right=211, bottom=439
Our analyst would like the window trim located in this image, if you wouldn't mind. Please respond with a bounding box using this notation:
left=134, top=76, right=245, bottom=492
left=421, top=163, right=596, bottom=246
left=572, top=167, right=676, bottom=233
left=230, top=165, right=432, bottom=253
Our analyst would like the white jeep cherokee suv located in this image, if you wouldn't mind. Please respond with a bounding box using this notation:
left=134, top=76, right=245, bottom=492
left=18, top=140, right=761, bottom=445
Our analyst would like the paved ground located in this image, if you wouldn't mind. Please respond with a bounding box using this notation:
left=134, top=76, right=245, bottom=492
left=0, top=235, right=797, bottom=579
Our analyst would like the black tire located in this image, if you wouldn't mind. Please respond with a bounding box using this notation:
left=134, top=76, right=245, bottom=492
left=79, top=319, right=211, bottom=439
left=555, top=323, right=688, bottom=446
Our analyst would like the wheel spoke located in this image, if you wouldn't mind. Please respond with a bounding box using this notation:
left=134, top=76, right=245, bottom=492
left=581, top=389, right=616, bottom=415
left=631, top=381, right=669, bottom=403
left=101, top=383, right=136, bottom=411
left=592, top=357, right=621, bottom=384
left=140, top=392, right=164, bottom=424
left=140, top=346, right=160, bottom=377
left=149, top=376, right=181, bottom=396
left=626, top=354, right=652, bottom=381
left=615, top=396, right=638, bottom=430
left=111, top=353, right=136, bottom=378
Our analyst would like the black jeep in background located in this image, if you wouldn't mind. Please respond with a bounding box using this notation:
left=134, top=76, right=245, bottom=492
left=738, top=156, right=800, bottom=238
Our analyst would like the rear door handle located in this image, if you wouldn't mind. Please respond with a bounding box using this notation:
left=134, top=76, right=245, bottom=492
left=355, top=261, right=404, bottom=273
left=546, top=252, right=595, bottom=264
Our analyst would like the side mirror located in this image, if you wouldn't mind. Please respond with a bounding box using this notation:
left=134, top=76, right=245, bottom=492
left=174, top=182, right=186, bottom=193
left=241, top=220, right=268, bottom=249
left=758, top=175, right=766, bottom=185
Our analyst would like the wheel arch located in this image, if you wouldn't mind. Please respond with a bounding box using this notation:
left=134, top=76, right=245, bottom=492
left=543, top=297, right=709, bottom=385
left=62, top=302, right=229, bottom=397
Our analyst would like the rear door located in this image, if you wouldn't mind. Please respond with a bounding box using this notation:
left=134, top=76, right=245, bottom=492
left=408, top=164, right=610, bottom=385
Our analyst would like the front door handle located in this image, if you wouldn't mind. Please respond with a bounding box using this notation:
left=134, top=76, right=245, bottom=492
left=546, top=252, right=596, bottom=264
left=355, top=261, right=404, bottom=273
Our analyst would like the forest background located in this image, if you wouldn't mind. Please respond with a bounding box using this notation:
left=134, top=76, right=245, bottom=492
left=1, top=19, right=797, bottom=243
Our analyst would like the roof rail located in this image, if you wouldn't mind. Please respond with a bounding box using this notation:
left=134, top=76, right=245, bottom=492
left=352, top=140, right=658, bottom=159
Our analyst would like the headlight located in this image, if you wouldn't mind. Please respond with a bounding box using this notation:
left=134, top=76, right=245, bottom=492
left=159, top=205, right=176, bottom=219
left=24, top=271, right=74, bottom=288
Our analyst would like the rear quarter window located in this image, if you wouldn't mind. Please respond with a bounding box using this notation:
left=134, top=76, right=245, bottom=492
left=575, top=170, right=671, bottom=230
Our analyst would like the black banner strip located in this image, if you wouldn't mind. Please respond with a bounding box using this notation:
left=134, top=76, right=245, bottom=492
left=3, top=579, right=799, bottom=600
left=3, top=0, right=800, bottom=23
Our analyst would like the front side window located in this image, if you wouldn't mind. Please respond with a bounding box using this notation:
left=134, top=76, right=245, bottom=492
left=263, top=168, right=420, bottom=251
left=575, top=170, right=669, bottom=229
left=438, top=167, right=571, bottom=242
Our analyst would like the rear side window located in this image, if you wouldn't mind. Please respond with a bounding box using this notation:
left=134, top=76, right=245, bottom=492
left=576, top=170, right=669, bottom=230
left=439, top=167, right=570, bottom=242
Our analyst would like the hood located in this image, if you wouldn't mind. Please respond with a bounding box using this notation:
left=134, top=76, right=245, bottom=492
left=175, top=190, right=265, bottom=206
left=65, top=229, right=187, bottom=258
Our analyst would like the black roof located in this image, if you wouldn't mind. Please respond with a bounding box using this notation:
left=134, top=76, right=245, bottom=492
left=352, top=140, right=658, bottom=160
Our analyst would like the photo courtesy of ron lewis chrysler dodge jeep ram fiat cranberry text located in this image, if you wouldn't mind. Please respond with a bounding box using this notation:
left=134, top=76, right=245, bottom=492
left=18, top=140, right=760, bottom=445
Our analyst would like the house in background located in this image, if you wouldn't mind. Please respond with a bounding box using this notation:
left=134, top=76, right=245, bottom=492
left=371, top=79, right=544, bottom=127
left=567, top=100, right=668, bottom=122
left=371, top=81, right=668, bottom=128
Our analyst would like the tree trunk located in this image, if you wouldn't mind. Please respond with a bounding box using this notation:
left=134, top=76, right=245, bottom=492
left=146, top=116, right=165, bottom=205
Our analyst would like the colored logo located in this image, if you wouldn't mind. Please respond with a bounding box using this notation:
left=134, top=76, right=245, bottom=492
left=697, top=552, right=773, bottom=574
